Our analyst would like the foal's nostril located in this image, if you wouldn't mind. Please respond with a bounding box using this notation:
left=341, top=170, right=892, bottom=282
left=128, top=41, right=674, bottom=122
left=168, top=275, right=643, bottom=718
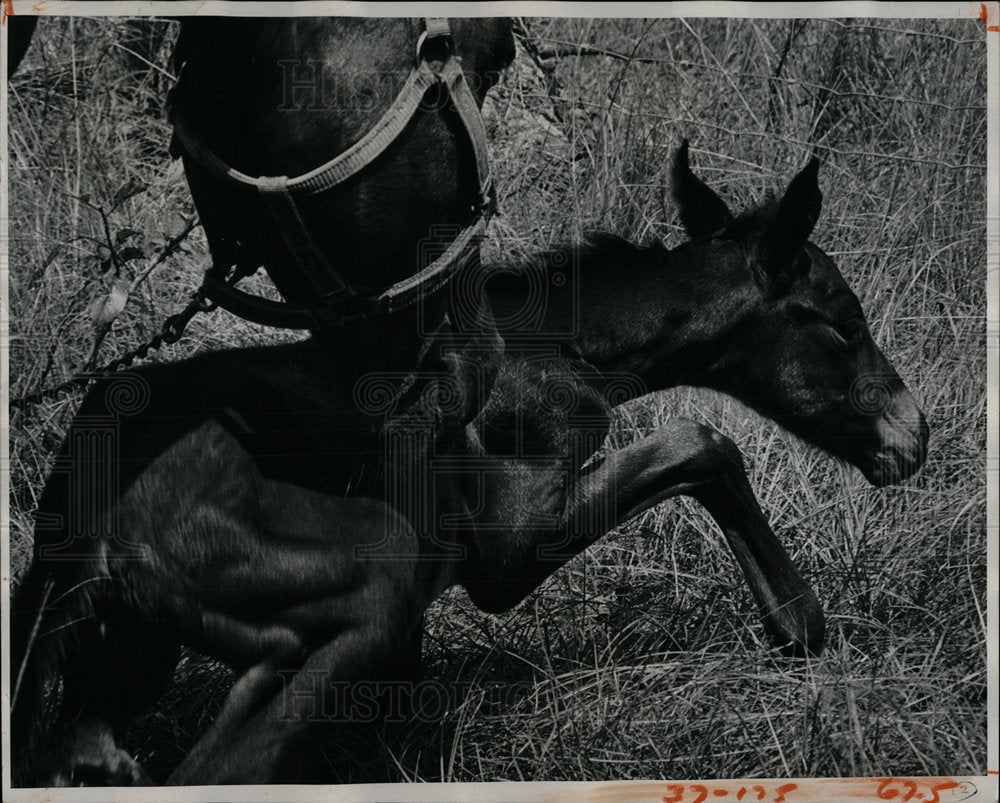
left=875, top=391, right=930, bottom=482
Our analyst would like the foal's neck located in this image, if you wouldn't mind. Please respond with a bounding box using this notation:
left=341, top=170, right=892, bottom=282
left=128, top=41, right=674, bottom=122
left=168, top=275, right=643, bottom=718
left=489, top=233, right=754, bottom=393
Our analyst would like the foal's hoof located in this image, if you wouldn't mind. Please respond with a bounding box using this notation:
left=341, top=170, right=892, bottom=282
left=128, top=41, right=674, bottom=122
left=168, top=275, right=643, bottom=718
left=58, top=757, right=150, bottom=787
left=51, top=722, right=152, bottom=786
left=762, top=605, right=826, bottom=658
left=773, top=633, right=824, bottom=659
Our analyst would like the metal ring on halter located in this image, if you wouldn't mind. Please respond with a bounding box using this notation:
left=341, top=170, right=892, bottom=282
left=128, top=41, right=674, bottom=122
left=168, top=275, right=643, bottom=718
left=416, top=29, right=452, bottom=64
left=195, top=293, right=218, bottom=312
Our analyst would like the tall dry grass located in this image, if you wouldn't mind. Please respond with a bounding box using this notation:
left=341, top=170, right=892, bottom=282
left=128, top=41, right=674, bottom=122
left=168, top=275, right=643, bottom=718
left=5, top=15, right=988, bottom=781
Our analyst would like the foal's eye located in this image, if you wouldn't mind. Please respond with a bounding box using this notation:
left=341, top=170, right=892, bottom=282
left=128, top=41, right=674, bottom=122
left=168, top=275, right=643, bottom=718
left=831, top=318, right=864, bottom=349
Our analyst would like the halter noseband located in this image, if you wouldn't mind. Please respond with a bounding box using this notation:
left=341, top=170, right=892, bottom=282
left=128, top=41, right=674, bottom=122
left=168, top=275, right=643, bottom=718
left=169, top=18, right=495, bottom=330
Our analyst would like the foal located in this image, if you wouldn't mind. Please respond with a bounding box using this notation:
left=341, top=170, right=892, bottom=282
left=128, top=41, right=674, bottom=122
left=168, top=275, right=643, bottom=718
left=11, top=143, right=928, bottom=785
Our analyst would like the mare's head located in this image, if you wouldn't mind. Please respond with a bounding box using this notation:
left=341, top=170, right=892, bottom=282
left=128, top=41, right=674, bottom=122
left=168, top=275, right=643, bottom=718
left=673, top=142, right=928, bottom=486
left=170, top=17, right=514, bottom=360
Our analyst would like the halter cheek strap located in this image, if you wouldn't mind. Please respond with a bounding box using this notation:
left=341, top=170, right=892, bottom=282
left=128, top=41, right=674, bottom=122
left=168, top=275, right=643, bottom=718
left=169, top=18, right=495, bottom=328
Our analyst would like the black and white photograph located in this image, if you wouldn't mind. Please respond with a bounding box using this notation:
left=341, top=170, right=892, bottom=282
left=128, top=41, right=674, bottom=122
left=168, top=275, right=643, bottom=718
left=3, top=3, right=996, bottom=799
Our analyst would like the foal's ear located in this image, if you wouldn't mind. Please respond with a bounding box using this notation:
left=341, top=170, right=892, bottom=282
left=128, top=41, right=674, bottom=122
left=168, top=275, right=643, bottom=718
left=759, top=158, right=822, bottom=290
left=671, top=140, right=734, bottom=239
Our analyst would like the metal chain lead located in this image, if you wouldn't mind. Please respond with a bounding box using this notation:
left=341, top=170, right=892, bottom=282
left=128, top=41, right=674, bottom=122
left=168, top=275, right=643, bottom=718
left=9, top=291, right=216, bottom=413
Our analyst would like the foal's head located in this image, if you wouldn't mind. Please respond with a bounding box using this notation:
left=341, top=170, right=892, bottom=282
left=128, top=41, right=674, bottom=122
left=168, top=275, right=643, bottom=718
left=673, top=142, right=928, bottom=486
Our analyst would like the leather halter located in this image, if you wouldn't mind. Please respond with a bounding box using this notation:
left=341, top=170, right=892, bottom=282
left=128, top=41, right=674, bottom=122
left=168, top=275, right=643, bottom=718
left=169, top=18, right=494, bottom=330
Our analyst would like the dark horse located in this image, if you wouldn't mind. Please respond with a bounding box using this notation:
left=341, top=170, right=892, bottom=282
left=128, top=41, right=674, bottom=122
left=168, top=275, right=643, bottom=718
left=10, top=13, right=516, bottom=786
left=11, top=142, right=929, bottom=785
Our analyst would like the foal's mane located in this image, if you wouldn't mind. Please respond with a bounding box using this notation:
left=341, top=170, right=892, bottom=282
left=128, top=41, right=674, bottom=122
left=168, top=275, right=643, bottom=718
left=493, top=193, right=783, bottom=285
left=491, top=232, right=668, bottom=282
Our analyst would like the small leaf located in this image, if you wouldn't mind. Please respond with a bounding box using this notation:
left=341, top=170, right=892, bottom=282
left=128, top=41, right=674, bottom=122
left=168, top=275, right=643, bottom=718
left=115, top=228, right=140, bottom=244
left=89, top=277, right=131, bottom=328
left=118, top=246, right=145, bottom=262
left=78, top=193, right=91, bottom=205
left=98, top=257, right=113, bottom=275
left=112, top=178, right=147, bottom=208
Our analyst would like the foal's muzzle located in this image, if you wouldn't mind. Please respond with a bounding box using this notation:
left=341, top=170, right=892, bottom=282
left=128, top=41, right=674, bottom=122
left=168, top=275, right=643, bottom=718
left=864, top=389, right=930, bottom=487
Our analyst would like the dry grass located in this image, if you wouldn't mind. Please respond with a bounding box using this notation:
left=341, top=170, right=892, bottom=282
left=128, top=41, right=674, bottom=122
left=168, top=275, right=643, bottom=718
left=5, top=15, right=988, bottom=782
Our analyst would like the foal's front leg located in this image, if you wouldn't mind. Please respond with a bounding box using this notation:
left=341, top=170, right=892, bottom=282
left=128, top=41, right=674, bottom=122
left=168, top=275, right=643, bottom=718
left=465, top=417, right=824, bottom=656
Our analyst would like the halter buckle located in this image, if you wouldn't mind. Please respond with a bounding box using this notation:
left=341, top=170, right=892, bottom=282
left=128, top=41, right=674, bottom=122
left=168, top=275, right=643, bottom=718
left=416, top=18, right=452, bottom=64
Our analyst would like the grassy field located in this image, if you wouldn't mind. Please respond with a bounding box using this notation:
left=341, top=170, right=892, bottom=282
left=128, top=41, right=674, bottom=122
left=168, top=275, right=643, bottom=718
left=5, top=15, right=989, bottom=782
